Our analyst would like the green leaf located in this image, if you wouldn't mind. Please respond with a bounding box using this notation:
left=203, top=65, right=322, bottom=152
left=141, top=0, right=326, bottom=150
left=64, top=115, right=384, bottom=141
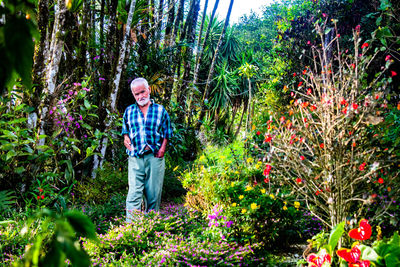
left=64, top=210, right=97, bottom=240
left=15, top=166, right=26, bottom=174
left=328, top=221, right=345, bottom=255
left=84, top=99, right=90, bottom=109
left=4, top=17, right=36, bottom=90
left=360, top=245, right=379, bottom=262
left=6, top=150, right=17, bottom=161
left=72, top=145, right=81, bottom=154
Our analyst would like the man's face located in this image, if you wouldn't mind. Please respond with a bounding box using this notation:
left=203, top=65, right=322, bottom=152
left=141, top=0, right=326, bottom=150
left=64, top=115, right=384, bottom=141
left=132, top=83, right=150, bottom=106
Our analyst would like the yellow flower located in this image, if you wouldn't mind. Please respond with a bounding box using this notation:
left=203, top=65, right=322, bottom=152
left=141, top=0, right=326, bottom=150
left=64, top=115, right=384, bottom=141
left=220, top=155, right=226, bottom=160
left=283, top=206, right=288, bottom=211
left=239, top=195, right=244, bottom=200
left=199, top=155, right=206, bottom=161
left=283, top=201, right=287, bottom=205
left=231, top=182, right=235, bottom=187
left=173, top=166, right=179, bottom=171
left=235, top=171, right=239, bottom=175
left=241, top=208, right=247, bottom=214
left=269, top=194, right=275, bottom=200
left=232, top=203, right=237, bottom=207
left=246, top=157, right=253, bottom=163
left=251, top=203, right=258, bottom=210
left=245, top=185, right=252, bottom=191
left=294, top=201, right=300, bottom=209
left=225, top=166, right=229, bottom=170
left=260, top=188, right=266, bottom=194
left=227, top=160, right=232, bottom=164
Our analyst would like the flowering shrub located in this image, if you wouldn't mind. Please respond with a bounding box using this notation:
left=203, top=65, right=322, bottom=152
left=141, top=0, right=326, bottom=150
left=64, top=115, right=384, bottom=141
left=180, top=142, right=319, bottom=248
left=252, top=21, right=399, bottom=229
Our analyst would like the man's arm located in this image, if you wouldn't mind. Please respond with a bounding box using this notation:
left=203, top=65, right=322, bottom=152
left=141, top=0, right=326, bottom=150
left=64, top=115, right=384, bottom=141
left=155, top=138, right=168, bottom=158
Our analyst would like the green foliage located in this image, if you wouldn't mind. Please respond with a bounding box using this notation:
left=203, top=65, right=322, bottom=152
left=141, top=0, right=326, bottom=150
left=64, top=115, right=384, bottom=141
left=0, top=0, right=39, bottom=93
left=18, top=208, right=97, bottom=267
left=0, top=190, right=16, bottom=216
left=180, top=141, right=316, bottom=249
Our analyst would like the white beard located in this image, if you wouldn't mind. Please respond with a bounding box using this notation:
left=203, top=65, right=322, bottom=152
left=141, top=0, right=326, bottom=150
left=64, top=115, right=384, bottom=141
left=137, top=96, right=150, bottom=106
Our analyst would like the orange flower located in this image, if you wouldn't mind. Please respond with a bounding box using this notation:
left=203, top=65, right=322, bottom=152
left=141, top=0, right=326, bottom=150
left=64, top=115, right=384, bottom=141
left=302, top=102, right=309, bottom=108
left=310, top=105, right=317, bottom=111
left=352, top=142, right=356, bottom=147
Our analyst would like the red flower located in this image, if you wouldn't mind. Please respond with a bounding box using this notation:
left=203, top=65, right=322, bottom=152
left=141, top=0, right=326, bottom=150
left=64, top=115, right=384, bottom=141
left=316, top=190, right=321, bottom=196
left=37, top=195, right=40, bottom=200
left=256, top=131, right=261, bottom=136
left=361, top=43, right=369, bottom=49
left=352, top=103, right=359, bottom=110
left=38, top=188, right=43, bottom=193
left=337, top=34, right=341, bottom=38
left=385, top=55, right=391, bottom=61
left=337, top=244, right=370, bottom=267
left=391, top=71, right=397, bottom=77
left=342, top=108, right=348, bottom=114
left=264, top=165, right=272, bottom=176
left=298, top=81, right=303, bottom=87
left=264, top=135, right=272, bottom=143
left=296, top=178, right=302, bottom=184
left=310, top=105, right=317, bottom=111
left=307, top=249, right=331, bottom=267
left=348, top=219, right=372, bottom=240
left=359, top=162, right=366, bottom=171
left=41, top=195, right=44, bottom=199
left=264, top=178, right=270, bottom=183
left=341, top=99, right=348, bottom=106
left=378, top=178, right=384, bottom=184
left=319, top=143, right=324, bottom=149
left=304, top=118, right=307, bottom=123
left=280, top=116, right=286, bottom=123
left=351, top=63, right=356, bottom=69
left=337, top=245, right=361, bottom=264
left=300, top=156, right=305, bottom=161
left=303, top=69, right=307, bottom=75
left=375, top=95, right=379, bottom=100
left=302, top=102, right=310, bottom=108
left=307, top=88, right=312, bottom=95
left=293, top=73, right=297, bottom=77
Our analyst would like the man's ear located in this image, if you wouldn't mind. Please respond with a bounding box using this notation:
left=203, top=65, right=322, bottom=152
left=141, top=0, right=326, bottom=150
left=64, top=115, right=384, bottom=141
left=148, top=86, right=151, bottom=94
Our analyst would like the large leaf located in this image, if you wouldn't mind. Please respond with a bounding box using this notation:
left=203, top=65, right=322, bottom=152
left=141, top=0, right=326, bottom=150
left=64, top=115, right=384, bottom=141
left=64, top=210, right=97, bottom=240
left=328, top=221, right=345, bottom=255
left=4, top=17, right=36, bottom=90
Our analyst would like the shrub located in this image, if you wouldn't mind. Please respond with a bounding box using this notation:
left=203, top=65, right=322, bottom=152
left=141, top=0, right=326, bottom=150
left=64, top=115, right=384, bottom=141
left=252, top=20, right=399, bottom=229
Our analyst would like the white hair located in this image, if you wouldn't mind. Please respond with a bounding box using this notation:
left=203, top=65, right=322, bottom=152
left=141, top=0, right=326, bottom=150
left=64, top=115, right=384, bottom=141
left=130, top=78, right=149, bottom=91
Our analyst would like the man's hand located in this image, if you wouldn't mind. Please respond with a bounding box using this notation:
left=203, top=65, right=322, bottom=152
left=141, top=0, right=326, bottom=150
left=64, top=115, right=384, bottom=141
left=124, top=135, right=133, bottom=151
left=155, top=148, right=165, bottom=158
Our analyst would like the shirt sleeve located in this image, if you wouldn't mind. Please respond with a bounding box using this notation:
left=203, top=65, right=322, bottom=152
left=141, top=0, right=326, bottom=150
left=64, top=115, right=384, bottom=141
left=121, top=109, right=129, bottom=136
left=161, top=108, right=173, bottom=140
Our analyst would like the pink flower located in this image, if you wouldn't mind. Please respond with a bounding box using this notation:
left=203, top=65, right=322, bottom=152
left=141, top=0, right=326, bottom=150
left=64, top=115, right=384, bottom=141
left=391, top=71, right=397, bottom=77
left=385, top=55, right=391, bottom=61
left=300, top=156, right=305, bottom=161
left=264, top=164, right=272, bottom=176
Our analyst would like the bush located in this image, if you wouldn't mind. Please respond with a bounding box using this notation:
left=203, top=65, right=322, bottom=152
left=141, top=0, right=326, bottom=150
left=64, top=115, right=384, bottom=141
left=179, top=141, right=315, bottom=248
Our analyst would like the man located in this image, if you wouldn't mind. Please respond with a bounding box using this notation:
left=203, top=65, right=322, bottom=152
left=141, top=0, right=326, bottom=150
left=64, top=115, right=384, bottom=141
left=121, top=77, right=173, bottom=222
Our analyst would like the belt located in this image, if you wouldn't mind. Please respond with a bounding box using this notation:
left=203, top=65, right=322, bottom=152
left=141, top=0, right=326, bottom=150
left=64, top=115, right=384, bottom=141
left=141, top=149, right=153, bottom=156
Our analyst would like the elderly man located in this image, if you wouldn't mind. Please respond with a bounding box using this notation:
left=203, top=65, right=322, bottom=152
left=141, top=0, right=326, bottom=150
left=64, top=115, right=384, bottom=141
left=121, top=77, right=173, bottom=222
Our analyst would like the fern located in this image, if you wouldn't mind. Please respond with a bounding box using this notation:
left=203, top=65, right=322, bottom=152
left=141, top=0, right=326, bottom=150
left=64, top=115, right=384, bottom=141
left=0, top=190, right=16, bottom=211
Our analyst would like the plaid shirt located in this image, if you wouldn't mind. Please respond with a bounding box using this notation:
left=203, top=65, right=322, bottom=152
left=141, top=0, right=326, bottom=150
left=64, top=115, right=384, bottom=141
left=121, top=100, right=173, bottom=157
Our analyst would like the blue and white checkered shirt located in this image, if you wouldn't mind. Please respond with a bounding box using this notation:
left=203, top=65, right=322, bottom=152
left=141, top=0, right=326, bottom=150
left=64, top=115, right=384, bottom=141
left=121, top=100, right=173, bottom=157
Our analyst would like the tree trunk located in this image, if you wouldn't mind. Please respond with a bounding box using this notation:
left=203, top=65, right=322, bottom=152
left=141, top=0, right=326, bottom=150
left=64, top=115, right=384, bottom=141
left=164, top=0, right=175, bottom=47
left=177, top=0, right=200, bottom=118
left=245, top=77, right=251, bottom=134
left=235, top=101, right=247, bottom=139
left=92, top=0, right=137, bottom=177
left=38, top=0, right=68, bottom=146
left=154, top=0, right=164, bottom=49
left=196, top=0, right=234, bottom=130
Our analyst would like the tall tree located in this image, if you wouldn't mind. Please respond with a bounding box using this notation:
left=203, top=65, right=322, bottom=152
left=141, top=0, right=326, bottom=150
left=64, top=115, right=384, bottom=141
left=93, top=0, right=138, bottom=177
left=197, top=0, right=234, bottom=130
